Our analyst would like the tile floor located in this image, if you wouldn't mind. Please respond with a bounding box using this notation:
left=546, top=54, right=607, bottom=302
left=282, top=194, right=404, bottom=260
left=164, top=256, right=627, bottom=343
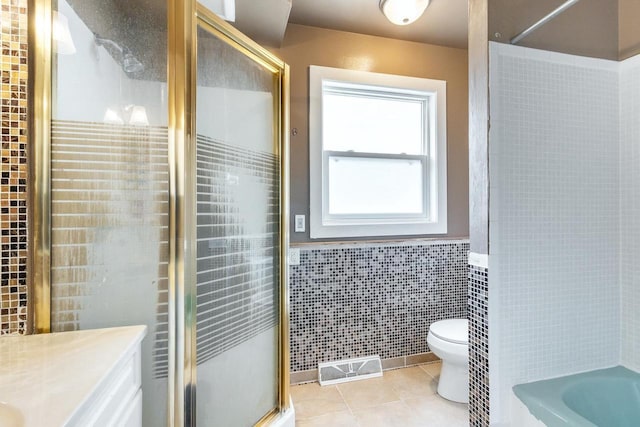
left=290, top=362, right=468, bottom=427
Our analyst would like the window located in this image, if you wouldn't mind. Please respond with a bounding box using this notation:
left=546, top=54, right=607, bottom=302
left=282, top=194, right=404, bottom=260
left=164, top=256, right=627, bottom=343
left=309, top=65, right=447, bottom=238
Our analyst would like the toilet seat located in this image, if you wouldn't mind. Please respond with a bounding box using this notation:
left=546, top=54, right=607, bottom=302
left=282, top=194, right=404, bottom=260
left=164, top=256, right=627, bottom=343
left=429, top=319, right=468, bottom=345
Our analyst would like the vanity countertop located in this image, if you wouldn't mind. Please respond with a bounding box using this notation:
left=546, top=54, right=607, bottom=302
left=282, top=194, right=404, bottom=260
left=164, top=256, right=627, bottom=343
left=0, top=325, right=147, bottom=427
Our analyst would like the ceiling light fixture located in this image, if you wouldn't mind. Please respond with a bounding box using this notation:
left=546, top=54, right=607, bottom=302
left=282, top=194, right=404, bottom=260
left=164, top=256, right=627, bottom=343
left=379, top=0, right=431, bottom=26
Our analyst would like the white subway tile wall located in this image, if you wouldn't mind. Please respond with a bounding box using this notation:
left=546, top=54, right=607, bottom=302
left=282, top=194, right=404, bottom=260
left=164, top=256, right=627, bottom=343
left=620, top=55, right=640, bottom=372
left=488, top=43, right=620, bottom=424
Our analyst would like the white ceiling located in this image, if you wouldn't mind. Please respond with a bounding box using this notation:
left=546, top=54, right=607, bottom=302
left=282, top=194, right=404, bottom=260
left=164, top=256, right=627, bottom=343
left=233, top=0, right=468, bottom=49
left=288, top=0, right=468, bottom=48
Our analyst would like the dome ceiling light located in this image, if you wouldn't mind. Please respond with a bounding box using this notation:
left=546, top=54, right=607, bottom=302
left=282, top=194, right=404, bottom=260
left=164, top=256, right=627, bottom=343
left=379, top=0, right=431, bottom=26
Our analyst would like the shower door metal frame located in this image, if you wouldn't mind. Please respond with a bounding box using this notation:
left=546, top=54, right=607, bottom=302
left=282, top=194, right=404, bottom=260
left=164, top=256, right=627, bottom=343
left=168, top=0, right=197, bottom=424
left=27, top=0, right=53, bottom=335
left=28, top=0, right=290, bottom=425
left=177, top=5, right=291, bottom=425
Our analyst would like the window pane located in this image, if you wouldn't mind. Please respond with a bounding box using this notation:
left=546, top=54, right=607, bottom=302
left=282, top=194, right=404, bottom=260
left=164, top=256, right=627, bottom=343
left=323, top=92, right=424, bottom=155
left=328, top=156, right=424, bottom=215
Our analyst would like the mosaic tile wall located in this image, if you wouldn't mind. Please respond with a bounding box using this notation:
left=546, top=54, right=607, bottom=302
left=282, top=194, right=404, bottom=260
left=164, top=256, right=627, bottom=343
left=289, top=240, right=469, bottom=372
left=620, top=55, right=640, bottom=373
left=469, top=263, right=489, bottom=426
left=0, top=0, right=28, bottom=335
left=489, top=42, right=620, bottom=423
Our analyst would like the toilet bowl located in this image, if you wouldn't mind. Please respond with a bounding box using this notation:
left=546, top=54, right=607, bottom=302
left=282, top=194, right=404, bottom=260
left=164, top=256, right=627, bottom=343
left=427, top=318, right=469, bottom=404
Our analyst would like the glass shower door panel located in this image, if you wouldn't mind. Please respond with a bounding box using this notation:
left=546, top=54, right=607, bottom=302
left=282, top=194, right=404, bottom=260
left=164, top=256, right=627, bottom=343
left=50, top=1, right=169, bottom=426
left=195, top=27, right=280, bottom=426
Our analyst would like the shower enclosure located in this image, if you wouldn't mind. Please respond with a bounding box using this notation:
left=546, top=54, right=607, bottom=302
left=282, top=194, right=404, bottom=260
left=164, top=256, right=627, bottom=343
left=28, top=0, right=290, bottom=425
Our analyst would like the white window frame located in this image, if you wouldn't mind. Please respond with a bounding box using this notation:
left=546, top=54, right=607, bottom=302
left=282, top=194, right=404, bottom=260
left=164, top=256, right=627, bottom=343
left=309, top=65, right=447, bottom=239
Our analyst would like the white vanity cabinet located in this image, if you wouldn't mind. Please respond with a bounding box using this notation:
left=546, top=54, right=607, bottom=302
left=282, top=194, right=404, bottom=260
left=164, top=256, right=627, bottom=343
left=66, top=332, right=144, bottom=426
left=0, top=325, right=146, bottom=427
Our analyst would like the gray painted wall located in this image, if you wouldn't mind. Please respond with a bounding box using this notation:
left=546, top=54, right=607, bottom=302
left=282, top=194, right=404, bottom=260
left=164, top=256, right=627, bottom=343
left=489, top=0, right=619, bottom=60
left=275, top=24, right=470, bottom=244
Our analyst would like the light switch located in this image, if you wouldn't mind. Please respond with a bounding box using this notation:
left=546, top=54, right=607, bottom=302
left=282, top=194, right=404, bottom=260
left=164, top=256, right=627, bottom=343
left=294, top=215, right=305, bottom=232
left=289, top=248, right=300, bottom=265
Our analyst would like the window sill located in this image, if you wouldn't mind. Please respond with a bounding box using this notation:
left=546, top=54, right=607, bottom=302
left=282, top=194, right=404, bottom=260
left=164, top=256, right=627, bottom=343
left=309, top=221, right=447, bottom=239
left=290, top=236, right=470, bottom=249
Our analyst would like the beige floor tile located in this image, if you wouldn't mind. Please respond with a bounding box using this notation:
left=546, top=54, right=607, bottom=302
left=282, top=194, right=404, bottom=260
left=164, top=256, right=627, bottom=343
left=291, top=383, right=349, bottom=419
left=403, top=395, right=468, bottom=427
left=296, top=410, right=360, bottom=427
left=291, top=382, right=341, bottom=403
left=383, top=366, right=438, bottom=400
left=420, top=362, right=442, bottom=380
left=290, top=367, right=469, bottom=427
left=352, top=400, right=423, bottom=427
left=337, top=376, right=401, bottom=410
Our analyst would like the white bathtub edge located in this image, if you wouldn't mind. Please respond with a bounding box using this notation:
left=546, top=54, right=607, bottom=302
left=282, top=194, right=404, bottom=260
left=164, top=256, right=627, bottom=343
left=511, top=391, right=546, bottom=427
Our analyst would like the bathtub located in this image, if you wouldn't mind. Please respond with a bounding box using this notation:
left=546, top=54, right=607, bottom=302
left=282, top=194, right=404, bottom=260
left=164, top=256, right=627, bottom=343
left=512, top=366, right=640, bottom=426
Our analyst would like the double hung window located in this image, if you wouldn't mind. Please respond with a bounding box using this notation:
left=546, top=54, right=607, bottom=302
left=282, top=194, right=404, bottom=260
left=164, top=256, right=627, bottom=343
left=309, top=66, right=447, bottom=238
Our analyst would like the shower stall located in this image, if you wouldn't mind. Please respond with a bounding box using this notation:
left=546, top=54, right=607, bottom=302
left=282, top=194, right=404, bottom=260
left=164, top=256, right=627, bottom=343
left=28, top=0, right=290, bottom=425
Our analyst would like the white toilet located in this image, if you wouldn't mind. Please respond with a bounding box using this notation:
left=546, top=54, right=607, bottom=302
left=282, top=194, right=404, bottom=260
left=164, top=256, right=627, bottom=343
left=427, top=318, right=469, bottom=404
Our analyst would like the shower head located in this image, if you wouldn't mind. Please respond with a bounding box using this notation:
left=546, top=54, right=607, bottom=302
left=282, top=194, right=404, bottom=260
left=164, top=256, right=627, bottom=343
left=94, top=34, right=144, bottom=74
left=123, top=49, right=144, bottom=74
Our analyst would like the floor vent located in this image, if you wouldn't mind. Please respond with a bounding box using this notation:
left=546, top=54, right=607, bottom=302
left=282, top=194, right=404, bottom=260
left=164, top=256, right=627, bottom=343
left=318, top=355, right=382, bottom=386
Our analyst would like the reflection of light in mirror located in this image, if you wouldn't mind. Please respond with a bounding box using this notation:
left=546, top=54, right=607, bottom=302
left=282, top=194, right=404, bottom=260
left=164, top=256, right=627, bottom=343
left=103, top=108, right=124, bottom=125
left=53, top=11, right=76, bottom=55
left=128, top=106, right=149, bottom=126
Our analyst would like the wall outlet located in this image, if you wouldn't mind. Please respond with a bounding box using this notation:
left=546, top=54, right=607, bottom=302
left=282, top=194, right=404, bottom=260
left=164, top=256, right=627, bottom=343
left=289, top=248, right=300, bottom=265
left=294, top=215, right=305, bottom=232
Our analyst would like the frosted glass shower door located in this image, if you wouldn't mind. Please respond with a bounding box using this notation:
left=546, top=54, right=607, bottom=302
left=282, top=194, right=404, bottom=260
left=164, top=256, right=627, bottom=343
left=49, top=1, right=169, bottom=426
left=194, top=24, right=282, bottom=426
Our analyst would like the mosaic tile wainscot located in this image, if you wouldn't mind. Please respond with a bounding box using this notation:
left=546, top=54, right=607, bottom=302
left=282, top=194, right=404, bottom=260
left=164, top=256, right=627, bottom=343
left=289, top=240, right=469, bottom=381
left=469, top=262, right=489, bottom=426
